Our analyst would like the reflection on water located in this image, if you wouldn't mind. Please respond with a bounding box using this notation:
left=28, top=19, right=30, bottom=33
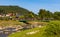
left=0, top=28, right=20, bottom=37
left=0, top=33, right=8, bottom=37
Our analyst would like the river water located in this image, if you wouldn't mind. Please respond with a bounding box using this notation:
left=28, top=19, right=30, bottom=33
left=0, top=33, right=8, bottom=37
left=0, top=28, right=20, bottom=37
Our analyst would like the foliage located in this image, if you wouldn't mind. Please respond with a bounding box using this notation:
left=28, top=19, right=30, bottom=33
left=8, top=21, right=60, bottom=37
left=0, top=6, right=60, bottom=20
left=0, top=6, right=30, bottom=15
left=38, top=9, right=53, bottom=20
left=54, top=12, right=60, bottom=20
left=0, top=6, right=38, bottom=20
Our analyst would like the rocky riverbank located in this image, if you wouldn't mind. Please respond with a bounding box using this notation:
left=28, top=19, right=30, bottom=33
left=0, top=20, right=47, bottom=37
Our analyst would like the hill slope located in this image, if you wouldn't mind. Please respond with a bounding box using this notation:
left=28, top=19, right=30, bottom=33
left=0, top=6, right=30, bottom=15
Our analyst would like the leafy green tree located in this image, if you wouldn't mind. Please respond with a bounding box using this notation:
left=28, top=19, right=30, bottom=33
left=24, top=11, right=38, bottom=20
left=0, top=9, right=4, bottom=14
left=38, top=9, right=53, bottom=20
left=54, top=12, right=60, bottom=20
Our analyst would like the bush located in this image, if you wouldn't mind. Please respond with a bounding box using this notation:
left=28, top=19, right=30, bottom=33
left=43, top=21, right=60, bottom=37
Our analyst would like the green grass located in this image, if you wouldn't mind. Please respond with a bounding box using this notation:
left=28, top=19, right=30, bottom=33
left=0, top=20, right=25, bottom=26
left=8, top=21, right=60, bottom=37
left=8, top=26, right=46, bottom=37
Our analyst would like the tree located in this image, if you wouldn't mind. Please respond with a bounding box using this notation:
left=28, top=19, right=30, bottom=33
left=38, top=9, right=45, bottom=20
left=0, top=9, right=7, bottom=15
left=38, top=9, right=53, bottom=20
left=54, top=12, right=60, bottom=20
left=24, top=11, right=38, bottom=20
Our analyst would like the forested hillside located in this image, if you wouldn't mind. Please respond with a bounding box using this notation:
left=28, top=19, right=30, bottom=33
left=0, top=6, right=30, bottom=15
left=0, top=6, right=37, bottom=20
left=0, top=6, right=60, bottom=21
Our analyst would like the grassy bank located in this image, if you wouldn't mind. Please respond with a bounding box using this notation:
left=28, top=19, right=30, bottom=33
left=8, top=21, right=60, bottom=37
left=0, top=20, right=25, bottom=26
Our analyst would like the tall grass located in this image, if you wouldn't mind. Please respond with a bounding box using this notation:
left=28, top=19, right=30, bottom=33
left=8, top=21, right=60, bottom=37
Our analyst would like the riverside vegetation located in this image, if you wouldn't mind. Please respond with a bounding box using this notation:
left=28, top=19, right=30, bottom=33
left=8, top=21, right=60, bottom=37
left=0, top=6, right=60, bottom=37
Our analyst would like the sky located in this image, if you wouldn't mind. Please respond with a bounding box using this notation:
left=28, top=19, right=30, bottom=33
left=0, top=0, right=60, bottom=14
